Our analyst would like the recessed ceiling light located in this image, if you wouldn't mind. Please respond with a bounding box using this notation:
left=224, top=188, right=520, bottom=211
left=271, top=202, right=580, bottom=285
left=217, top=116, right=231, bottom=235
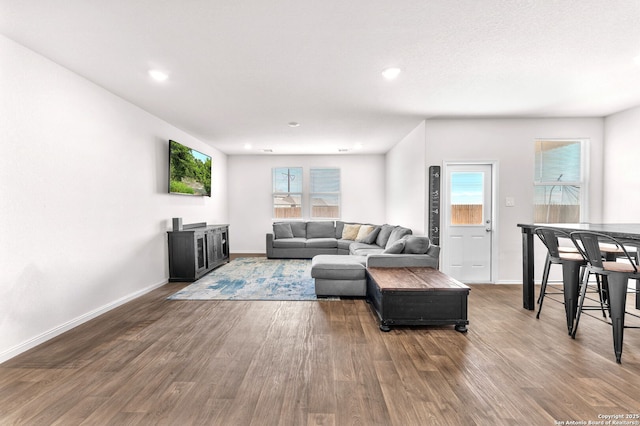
left=288, top=122, right=300, bottom=127
left=244, top=143, right=252, bottom=150
left=354, top=143, right=363, bottom=150
left=148, top=69, right=169, bottom=82
left=382, top=67, right=401, bottom=80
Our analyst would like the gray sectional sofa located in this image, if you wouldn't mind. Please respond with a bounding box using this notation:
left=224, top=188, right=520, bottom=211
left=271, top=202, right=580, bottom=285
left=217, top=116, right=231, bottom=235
left=266, top=221, right=440, bottom=297
left=267, top=221, right=439, bottom=261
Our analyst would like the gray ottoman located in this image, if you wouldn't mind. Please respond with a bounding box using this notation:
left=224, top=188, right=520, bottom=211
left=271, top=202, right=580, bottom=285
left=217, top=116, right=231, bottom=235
left=311, top=255, right=367, bottom=297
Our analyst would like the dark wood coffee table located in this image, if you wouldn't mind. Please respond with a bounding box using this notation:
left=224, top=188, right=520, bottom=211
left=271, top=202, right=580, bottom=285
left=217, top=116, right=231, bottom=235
left=366, top=267, right=470, bottom=332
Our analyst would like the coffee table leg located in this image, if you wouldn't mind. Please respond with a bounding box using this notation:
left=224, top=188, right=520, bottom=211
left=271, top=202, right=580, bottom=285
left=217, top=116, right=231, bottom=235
left=379, top=322, right=391, bottom=332
left=455, top=324, right=468, bottom=333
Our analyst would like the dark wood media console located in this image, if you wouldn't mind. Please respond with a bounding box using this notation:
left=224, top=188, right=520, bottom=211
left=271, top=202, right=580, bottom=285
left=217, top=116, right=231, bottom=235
left=366, top=267, right=470, bottom=332
left=168, top=223, right=229, bottom=281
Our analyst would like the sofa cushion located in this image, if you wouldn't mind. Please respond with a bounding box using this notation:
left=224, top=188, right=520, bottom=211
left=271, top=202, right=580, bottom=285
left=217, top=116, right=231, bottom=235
left=306, top=221, right=335, bottom=238
left=358, top=226, right=380, bottom=244
left=290, top=221, right=307, bottom=238
left=383, top=239, right=405, bottom=254
left=335, top=221, right=346, bottom=239
left=402, top=236, right=430, bottom=254
left=386, top=226, right=412, bottom=248
left=355, top=225, right=375, bottom=241
left=273, top=222, right=294, bottom=239
left=349, top=242, right=384, bottom=256
left=337, top=239, right=353, bottom=251
left=376, top=224, right=395, bottom=247
left=305, top=238, right=338, bottom=248
left=311, top=255, right=366, bottom=280
left=342, top=223, right=361, bottom=240
left=272, top=237, right=306, bottom=248
left=352, top=247, right=384, bottom=256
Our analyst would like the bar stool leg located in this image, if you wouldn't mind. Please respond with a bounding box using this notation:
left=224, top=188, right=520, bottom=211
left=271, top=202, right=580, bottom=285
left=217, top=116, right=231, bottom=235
left=607, top=272, right=629, bottom=364
left=536, top=254, right=553, bottom=319
left=571, top=267, right=590, bottom=338
left=595, top=275, right=607, bottom=318
left=562, top=261, right=582, bottom=336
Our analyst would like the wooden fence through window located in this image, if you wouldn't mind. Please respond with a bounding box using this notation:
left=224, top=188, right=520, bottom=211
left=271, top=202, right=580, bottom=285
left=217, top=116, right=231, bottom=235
left=274, top=207, right=302, bottom=219
left=534, top=205, right=580, bottom=223
left=450, top=204, right=579, bottom=224
left=451, top=204, right=483, bottom=225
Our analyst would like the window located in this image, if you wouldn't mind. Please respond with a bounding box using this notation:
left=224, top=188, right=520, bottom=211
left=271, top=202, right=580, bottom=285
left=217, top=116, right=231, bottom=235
left=450, top=172, right=483, bottom=225
left=273, top=167, right=302, bottom=219
left=310, top=168, right=340, bottom=219
left=534, top=140, right=585, bottom=223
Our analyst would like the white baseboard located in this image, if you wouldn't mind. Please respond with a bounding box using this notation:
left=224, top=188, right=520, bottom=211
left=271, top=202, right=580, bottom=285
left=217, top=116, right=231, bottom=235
left=0, top=278, right=168, bottom=364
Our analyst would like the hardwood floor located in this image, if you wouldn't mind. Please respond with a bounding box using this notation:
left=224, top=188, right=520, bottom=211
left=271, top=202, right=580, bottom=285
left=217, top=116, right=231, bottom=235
left=2, top=277, right=640, bottom=425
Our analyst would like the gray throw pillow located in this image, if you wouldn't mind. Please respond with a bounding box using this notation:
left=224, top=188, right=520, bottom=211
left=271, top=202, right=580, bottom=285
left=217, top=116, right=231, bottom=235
left=402, top=236, right=430, bottom=254
left=359, top=226, right=381, bottom=245
left=386, top=226, right=412, bottom=248
left=290, top=221, right=307, bottom=238
left=273, top=223, right=294, bottom=239
left=383, top=239, right=405, bottom=254
left=376, top=224, right=394, bottom=247
left=307, top=221, right=335, bottom=238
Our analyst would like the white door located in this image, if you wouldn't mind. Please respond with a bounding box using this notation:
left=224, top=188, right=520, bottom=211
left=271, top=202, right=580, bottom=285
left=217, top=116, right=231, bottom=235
left=442, top=163, right=494, bottom=283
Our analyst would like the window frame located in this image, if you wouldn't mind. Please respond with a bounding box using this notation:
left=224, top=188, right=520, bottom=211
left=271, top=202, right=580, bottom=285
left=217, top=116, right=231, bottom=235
left=309, top=167, right=341, bottom=219
left=272, top=167, right=303, bottom=220
left=533, top=139, right=588, bottom=223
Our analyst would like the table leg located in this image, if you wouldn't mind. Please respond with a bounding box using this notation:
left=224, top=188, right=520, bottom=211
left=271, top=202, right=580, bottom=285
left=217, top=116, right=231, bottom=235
left=522, top=229, right=535, bottom=310
left=562, top=261, right=582, bottom=335
left=607, top=272, right=629, bottom=363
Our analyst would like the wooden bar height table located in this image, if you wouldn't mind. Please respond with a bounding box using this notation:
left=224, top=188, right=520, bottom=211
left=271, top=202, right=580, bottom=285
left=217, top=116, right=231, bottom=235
left=366, top=267, right=470, bottom=332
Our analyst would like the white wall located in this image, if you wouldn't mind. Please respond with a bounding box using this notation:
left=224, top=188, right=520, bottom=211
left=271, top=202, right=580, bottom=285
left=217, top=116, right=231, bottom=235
left=0, top=35, right=227, bottom=362
left=385, top=121, right=427, bottom=234
left=228, top=154, right=386, bottom=253
left=603, top=106, right=640, bottom=221
left=424, top=118, right=604, bottom=283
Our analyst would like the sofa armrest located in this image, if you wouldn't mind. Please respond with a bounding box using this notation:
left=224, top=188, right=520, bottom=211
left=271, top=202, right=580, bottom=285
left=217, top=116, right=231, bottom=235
left=426, top=244, right=440, bottom=258
left=266, top=233, right=275, bottom=258
left=366, top=253, right=439, bottom=268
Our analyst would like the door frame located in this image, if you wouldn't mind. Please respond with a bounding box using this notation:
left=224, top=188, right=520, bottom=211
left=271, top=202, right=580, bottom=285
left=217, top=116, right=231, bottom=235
left=440, top=160, right=499, bottom=283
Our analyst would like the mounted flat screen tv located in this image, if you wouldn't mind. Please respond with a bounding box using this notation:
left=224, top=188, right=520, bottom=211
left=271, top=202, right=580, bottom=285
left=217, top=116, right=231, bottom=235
left=168, top=140, right=212, bottom=196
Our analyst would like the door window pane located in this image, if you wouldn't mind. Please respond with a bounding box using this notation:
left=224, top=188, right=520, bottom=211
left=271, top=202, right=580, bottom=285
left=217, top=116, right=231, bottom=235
left=450, top=172, right=483, bottom=225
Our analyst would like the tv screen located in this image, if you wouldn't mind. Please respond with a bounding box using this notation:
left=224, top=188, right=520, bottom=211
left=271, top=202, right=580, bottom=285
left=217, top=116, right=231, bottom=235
left=168, top=140, right=212, bottom=196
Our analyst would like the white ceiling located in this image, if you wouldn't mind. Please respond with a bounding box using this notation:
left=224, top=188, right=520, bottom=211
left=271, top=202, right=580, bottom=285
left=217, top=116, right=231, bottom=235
left=2, top=0, right=640, bottom=155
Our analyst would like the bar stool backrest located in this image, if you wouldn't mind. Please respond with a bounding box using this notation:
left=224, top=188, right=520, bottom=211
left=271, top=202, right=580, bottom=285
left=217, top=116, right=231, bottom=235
left=534, top=227, right=572, bottom=261
left=570, top=231, right=638, bottom=274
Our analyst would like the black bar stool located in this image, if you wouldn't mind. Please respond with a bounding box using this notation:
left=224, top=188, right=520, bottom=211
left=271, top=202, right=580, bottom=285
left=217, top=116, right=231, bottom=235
left=534, top=227, right=588, bottom=334
left=570, top=231, right=639, bottom=363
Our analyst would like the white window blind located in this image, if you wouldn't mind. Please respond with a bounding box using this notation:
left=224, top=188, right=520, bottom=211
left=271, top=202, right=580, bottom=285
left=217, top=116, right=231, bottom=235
left=310, top=168, right=341, bottom=219
left=533, top=140, right=584, bottom=223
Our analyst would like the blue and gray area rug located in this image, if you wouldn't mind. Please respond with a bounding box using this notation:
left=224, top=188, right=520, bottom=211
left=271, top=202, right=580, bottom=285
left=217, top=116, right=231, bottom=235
left=168, top=257, right=320, bottom=301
